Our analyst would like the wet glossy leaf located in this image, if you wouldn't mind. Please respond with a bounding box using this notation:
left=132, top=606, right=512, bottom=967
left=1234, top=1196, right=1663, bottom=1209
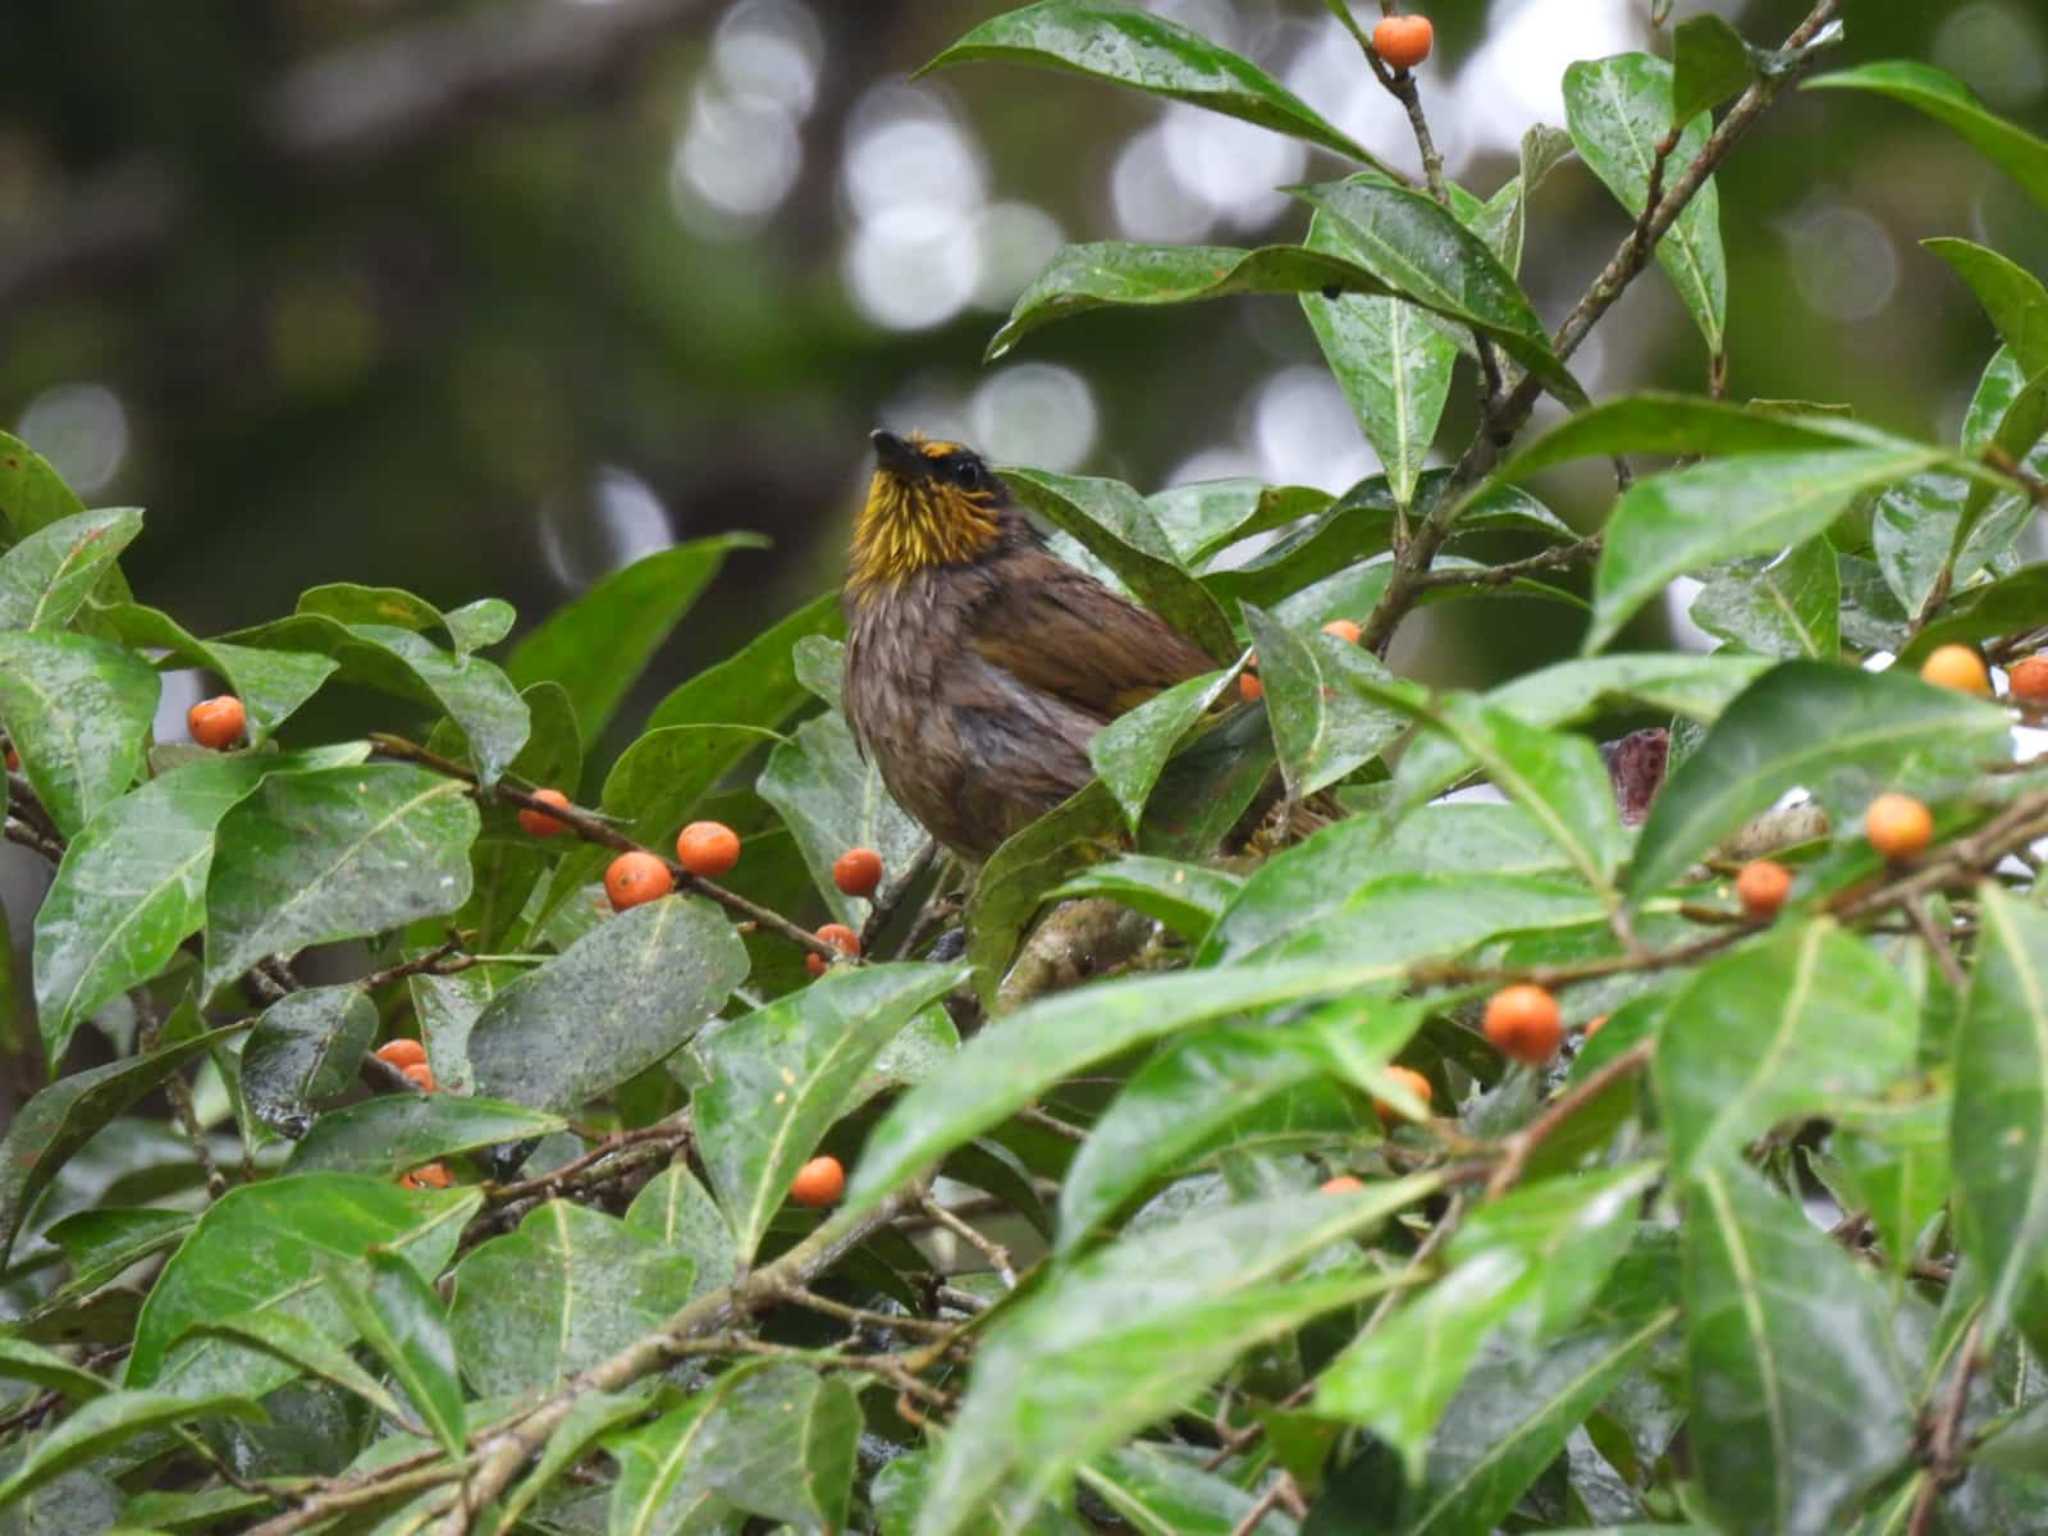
left=1953, top=886, right=2048, bottom=1339
left=758, top=711, right=928, bottom=926
left=506, top=534, right=767, bottom=741
left=0, top=629, right=158, bottom=838
left=442, top=596, right=515, bottom=654
left=1056, top=1000, right=1420, bottom=1250
left=466, top=896, right=748, bottom=1113
left=0, top=1024, right=245, bottom=1266
left=1658, top=920, right=1916, bottom=1174
left=0, top=1337, right=110, bottom=1402
left=1626, top=661, right=2009, bottom=900
left=625, top=1164, right=737, bottom=1297
left=1586, top=446, right=1942, bottom=653
left=1250, top=871, right=1603, bottom=971
left=1833, top=1098, right=1950, bottom=1277
left=1926, top=238, right=2048, bottom=376
left=1146, top=480, right=1330, bottom=568
left=1564, top=54, right=1725, bottom=354
left=1295, top=178, right=1584, bottom=405
left=916, top=1184, right=1433, bottom=1535
left=32, top=748, right=366, bottom=1064
left=602, top=724, right=780, bottom=850
left=1243, top=605, right=1407, bottom=800
left=966, top=781, right=1125, bottom=1002
left=1688, top=538, right=1840, bottom=660
left=1494, top=393, right=1891, bottom=485
left=1808, top=61, right=2048, bottom=214
left=1049, top=853, right=1240, bottom=943
left=449, top=1200, right=694, bottom=1398
left=844, top=959, right=1412, bottom=1221
left=329, top=1248, right=465, bottom=1457
left=1088, top=666, right=1236, bottom=833
left=179, top=1307, right=408, bottom=1426
left=89, top=601, right=337, bottom=747
left=0, top=1391, right=262, bottom=1509
left=1002, top=466, right=1236, bottom=659
left=925, top=2, right=1376, bottom=160
left=285, top=1094, right=565, bottom=1176
left=38, top=1208, right=193, bottom=1304
left=409, top=960, right=524, bottom=1097
left=201, top=763, right=479, bottom=997
left=1082, top=1443, right=1297, bottom=1535
left=644, top=589, right=844, bottom=734
left=0, top=430, right=88, bottom=544
left=1671, top=14, right=1754, bottom=126
left=0, top=509, right=141, bottom=632
left=239, top=986, right=378, bottom=1135
left=694, top=962, right=967, bottom=1260
left=126, top=1173, right=480, bottom=1397
left=1683, top=1163, right=1912, bottom=1535
left=488, top=1387, right=652, bottom=1536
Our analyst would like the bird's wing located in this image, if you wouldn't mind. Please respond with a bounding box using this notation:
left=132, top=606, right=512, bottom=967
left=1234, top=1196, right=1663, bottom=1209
left=966, top=546, right=1218, bottom=721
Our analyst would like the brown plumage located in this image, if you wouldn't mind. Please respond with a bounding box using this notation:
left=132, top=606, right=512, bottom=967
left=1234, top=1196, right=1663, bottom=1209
left=842, top=431, right=1216, bottom=860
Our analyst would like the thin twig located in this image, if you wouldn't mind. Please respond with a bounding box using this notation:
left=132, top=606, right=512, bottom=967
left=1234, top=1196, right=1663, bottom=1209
left=1904, top=898, right=1969, bottom=994
left=1014, top=1104, right=1090, bottom=1143
left=1907, top=1317, right=1984, bottom=1536
left=1409, top=536, right=1600, bottom=591
left=2, top=817, right=63, bottom=863
left=1228, top=1474, right=1296, bottom=1536
left=1485, top=1042, right=1654, bottom=1200
left=861, top=838, right=938, bottom=953
left=919, top=1195, right=1018, bottom=1288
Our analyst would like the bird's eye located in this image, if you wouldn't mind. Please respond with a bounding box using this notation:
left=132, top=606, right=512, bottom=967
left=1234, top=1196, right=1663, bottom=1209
left=955, top=460, right=987, bottom=492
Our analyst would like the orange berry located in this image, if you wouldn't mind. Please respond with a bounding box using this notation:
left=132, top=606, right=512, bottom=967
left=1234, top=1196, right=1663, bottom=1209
left=1865, top=793, right=1934, bottom=861
left=790, top=1154, right=846, bottom=1208
left=806, top=922, right=861, bottom=978
left=518, top=788, right=573, bottom=838
left=187, top=695, right=246, bottom=750
left=1372, top=13, right=1434, bottom=70
left=833, top=846, right=884, bottom=899
left=3, top=745, right=16, bottom=771
left=1919, top=644, right=1990, bottom=696
left=2008, top=654, right=2048, bottom=704
left=1484, top=984, right=1563, bottom=1065
left=399, top=1162, right=452, bottom=1190
left=1582, top=1014, right=1608, bottom=1040
left=402, top=1062, right=437, bottom=1093
left=375, top=1039, right=427, bottom=1070
left=1320, top=1174, right=1366, bottom=1195
left=605, top=850, right=674, bottom=911
left=1321, top=618, right=1363, bottom=645
left=1374, top=1065, right=1434, bottom=1124
left=1238, top=672, right=1264, bottom=703
left=1734, top=858, right=1793, bottom=920
left=675, top=820, right=742, bottom=878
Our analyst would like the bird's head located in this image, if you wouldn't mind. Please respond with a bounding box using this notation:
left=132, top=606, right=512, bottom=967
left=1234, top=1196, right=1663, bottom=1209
left=848, top=430, right=1009, bottom=599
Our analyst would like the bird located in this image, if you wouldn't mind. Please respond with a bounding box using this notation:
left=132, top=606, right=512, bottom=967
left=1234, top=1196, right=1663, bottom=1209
left=841, top=430, right=1220, bottom=861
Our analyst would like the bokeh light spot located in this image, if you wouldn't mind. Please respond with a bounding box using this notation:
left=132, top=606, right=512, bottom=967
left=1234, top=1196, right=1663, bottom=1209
left=18, top=383, right=129, bottom=496
left=968, top=364, right=1098, bottom=471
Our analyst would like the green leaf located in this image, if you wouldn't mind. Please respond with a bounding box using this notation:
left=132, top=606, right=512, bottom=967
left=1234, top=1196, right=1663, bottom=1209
left=1300, top=199, right=1455, bottom=507
left=1688, top=538, right=1840, bottom=660
left=0, top=430, right=87, bottom=544
left=1900, top=568, right=2048, bottom=671
left=506, top=534, right=766, bottom=741
left=1048, top=854, right=1241, bottom=944
left=1395, top=652, right=1770, bottom=807
left=644, top=589, right=845, bottom=734
left=1055, top=999, right=1420, bottom=1250
left=1926, top=238, right=2048, bottom=378
left=1833, top=1097, right=1950, bottom=1278
left=1242, top=606, right=1407, bottom=801
left=126, top=1173, right=480, bottom=1396
left=201, top=763, right=479, bottom=997
left=0, top=1337, right=110, bottom=1402
left=90, top=601, right=337, bottom=747
left=443, top=596, right=516, bottom=654
left=1683, top=1163, right=1913, bottom=1535
left=1564, top=53, right=1725, bottom=354
left=1671, top=15, right=1754, bottom=127
left=466, top=895, right=748, bottom=1113
left=1808, top=61, right=2048, bottom=214
left=966, top=783, right=1127, bottom=1003
left=0, top=1391, right=262, bottom=1510
left=285, top=1094, right=565, bottom=1176
left=916, top=1184, right=1431, bottom=1535
left=1081, top=1444, right=1298, bottom=1535
left=1397, top=1312, right=1678, bottom=1536
left=0, top=629, right=158, bottom=838
left=1000, top=467, right=1236, bottom=659
left=32, top=749, right=371, bottom=1065
left=625, top=1164, right=737, bottom=1298
left=1626, top=660, right=2010, bottom=900
left=923, top=1, right=1378, bottom=163
left=0, top=509, right=141, bottom=632
left=757, top=711, right=929, bottom=926
left=1146, top=480, right=1331, bottom=568
left=239, top=986, right=378, bottom=1136
left=38, top=1208, right=194, bottom=1305
left=694, top=961, right=968, bottom=1261
left=296, top=582, right=450, bottom=639
left=1953, top=885, right=2048, bottom=1339
left=0, top=1024, right=246, bottom=1266
left=1316, top=1166, right=1654, bottom=1478
left=487, top=1387, right=653, bottom=1536
left=1295, top=178, right=1585, bottom=406
left=1586, top=447, right=1942, bottom=653
left=602, top=724, right=781, bottom=849
left=329, top=1248, right=466, bottom=1458
left=843, top=959, right=1410, bottom=1221
left=1089, top=667, right=1236, bottom=833
left=178, top=1307, right=410, bottom=1427
left=1657, top=920, right=1916, bottom=1175
left=450, top=1201, right=693, bottom=1398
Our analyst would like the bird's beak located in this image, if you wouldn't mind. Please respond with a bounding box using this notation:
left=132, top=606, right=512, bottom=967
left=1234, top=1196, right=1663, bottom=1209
left=870, top=430, right=925, bottom=480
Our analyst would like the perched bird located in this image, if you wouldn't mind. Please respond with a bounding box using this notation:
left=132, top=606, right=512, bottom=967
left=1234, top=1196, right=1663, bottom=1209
left=842, top=431, right=1218, bottom=860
